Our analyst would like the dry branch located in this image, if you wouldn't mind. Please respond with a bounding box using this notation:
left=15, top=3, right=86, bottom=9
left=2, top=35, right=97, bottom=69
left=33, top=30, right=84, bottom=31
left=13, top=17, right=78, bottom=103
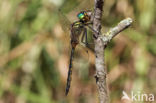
left=100, top=18, right=133, bottom=45
left=93, top=0, right=108, bottom=103
left=92, top=0, right=132, bottom=103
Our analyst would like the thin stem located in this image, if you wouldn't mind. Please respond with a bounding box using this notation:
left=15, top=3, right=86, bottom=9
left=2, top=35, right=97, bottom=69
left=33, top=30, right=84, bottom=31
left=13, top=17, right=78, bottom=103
left=101, top=18, right=133, bottom=45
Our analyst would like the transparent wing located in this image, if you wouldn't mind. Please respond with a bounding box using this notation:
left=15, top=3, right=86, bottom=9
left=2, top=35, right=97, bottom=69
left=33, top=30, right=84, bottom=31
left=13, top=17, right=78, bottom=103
left=59, top=0, right=94, bottom=14
left=57, top=9, right=72, bottom=33
left=57, top=0, right=93, bottom=32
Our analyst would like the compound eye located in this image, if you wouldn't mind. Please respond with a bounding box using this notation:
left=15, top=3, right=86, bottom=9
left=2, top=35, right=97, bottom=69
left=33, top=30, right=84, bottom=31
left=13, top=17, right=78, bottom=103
left=77, top=12, right=85, bottom=20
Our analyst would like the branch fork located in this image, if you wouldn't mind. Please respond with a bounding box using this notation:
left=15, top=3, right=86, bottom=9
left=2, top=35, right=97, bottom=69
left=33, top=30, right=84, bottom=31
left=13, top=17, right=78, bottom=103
left=100, top=18, right=133, bottom=45
left=92, top=0, right=133, bottom=103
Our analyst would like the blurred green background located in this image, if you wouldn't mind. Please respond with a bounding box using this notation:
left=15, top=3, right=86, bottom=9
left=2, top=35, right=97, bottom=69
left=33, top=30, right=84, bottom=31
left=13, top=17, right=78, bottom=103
left=0, top=0, right=156, bottom=103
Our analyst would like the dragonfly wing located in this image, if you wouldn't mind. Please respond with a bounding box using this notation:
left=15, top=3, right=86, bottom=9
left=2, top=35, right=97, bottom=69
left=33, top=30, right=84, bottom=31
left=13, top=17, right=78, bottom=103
left=57, top=9, right=72, bottom=33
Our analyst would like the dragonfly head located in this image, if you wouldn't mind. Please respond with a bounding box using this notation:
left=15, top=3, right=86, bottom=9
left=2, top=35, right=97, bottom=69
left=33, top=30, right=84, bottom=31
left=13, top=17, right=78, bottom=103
left=77, top=11, right=91, bottom=23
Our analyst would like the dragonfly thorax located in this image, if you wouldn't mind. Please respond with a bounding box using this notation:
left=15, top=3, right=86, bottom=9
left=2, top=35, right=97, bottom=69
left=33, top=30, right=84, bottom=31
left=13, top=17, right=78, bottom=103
left=72, top=21, right=84, bottom=28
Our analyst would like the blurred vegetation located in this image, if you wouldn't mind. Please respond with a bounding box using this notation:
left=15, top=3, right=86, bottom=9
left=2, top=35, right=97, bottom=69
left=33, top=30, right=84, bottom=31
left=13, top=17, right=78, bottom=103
left=0, top=0, right=156, bottom=103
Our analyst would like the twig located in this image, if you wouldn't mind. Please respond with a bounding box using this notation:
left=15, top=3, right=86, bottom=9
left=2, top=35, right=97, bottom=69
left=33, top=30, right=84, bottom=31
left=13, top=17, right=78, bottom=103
left=92, top=0, right=132, bottom=103
left=100, top=18, right=133, bottom=45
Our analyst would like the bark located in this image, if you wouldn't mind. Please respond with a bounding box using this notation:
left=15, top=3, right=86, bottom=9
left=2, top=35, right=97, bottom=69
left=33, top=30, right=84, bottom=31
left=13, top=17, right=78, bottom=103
left=92, top=0, right=132, bottom=103
left=93, top=0, right=108, bottom=103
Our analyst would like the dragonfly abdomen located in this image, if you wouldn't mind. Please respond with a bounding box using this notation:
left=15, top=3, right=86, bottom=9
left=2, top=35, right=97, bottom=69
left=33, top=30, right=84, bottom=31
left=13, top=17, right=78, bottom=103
left=65, top=47, right=75, bottom=95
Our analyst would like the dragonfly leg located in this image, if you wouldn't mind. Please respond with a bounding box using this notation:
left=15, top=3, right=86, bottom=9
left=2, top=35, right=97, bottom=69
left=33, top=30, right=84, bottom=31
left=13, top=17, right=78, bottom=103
left=81, top=28, right=85, bottom=44
left=81, top=28, right=89, bottom=46
left=81, top=27, right=95, bottom=48
left=87, top=25, right=100, bottom=35
left=84, top=27, right=88, bottom=46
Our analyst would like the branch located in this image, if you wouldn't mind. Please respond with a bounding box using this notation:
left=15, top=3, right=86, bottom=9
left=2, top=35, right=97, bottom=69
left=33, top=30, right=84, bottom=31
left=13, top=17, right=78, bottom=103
left=93, top=0, right=108, bottom=103
left=92, top=0, right=132, bottom=103
left=100, top=18, right=133, bottom=45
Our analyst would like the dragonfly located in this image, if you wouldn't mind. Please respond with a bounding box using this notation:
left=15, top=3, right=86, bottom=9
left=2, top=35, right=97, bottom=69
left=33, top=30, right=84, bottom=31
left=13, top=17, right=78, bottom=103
left=65, top=10, right=98, bottom=95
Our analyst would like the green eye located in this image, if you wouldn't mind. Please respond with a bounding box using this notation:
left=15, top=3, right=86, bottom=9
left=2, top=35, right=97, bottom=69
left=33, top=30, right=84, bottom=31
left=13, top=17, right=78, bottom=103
left=77, top=13, right=84, bottom=20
